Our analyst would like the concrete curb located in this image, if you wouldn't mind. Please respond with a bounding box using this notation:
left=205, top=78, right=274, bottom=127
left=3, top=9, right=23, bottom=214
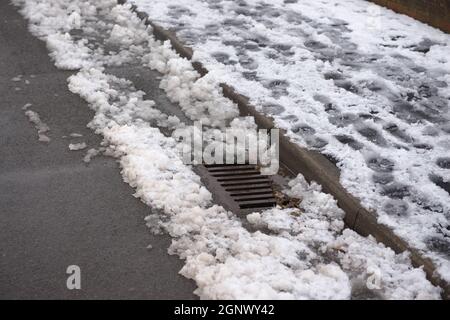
left=119, top=0, right=449, bottom=298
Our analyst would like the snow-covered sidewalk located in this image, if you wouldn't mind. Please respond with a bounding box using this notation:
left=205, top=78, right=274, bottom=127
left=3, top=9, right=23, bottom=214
left=11, top=0, right=444, bottom=299
left=130, top=0, right=450, bottom=284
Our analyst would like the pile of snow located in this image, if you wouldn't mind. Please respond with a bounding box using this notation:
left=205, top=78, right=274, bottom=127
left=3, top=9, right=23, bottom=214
left=13, top=0, right=442, bottom=299
left=330, top=230, right=440, bottom=300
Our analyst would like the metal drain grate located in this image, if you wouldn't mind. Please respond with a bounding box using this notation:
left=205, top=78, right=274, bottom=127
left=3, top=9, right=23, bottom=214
left=197, top=163, right=277, bottom=214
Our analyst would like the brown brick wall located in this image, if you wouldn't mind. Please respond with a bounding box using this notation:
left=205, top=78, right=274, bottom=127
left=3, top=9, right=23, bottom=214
left=367, top=0, right=450, bottom=33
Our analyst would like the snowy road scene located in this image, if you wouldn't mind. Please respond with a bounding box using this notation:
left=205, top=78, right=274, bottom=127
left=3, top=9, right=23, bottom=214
left=0, top=0, right=449, bottom=302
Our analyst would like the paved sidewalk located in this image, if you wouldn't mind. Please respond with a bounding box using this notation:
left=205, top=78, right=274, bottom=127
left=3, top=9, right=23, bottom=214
left=0, top=1, right=195, bottom=299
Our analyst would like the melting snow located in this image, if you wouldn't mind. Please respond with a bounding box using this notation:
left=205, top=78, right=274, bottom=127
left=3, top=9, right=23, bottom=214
left=24, top=109, right=50, bottom=143
left=22, top=103, right=32, bottom=110
left=68, top=142, right=87, bottom=151
left=12, top=0, right=444, bottom=299
left=83, top=147, right=103, bottom=163
left=69, top=132, right=83, bottom=137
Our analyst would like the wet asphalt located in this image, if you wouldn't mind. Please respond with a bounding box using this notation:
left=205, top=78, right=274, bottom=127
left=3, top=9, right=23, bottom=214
left=0, top=1, right=196, bottom=299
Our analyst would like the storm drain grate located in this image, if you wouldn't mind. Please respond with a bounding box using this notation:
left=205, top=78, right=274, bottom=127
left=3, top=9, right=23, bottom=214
left=198, top=163, right=277, bottom=213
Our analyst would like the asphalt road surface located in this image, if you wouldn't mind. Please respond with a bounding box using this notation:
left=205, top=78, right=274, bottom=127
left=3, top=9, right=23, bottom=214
left=0, top=1, right=196, bottom=299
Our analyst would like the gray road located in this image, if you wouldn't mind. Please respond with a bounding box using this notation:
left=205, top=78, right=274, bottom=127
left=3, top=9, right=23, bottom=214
left=0, top=1, right=196, bottom=299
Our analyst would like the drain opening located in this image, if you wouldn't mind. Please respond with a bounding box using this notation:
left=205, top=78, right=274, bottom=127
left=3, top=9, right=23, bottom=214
left=229, top=189, right=274, bottom=197
left=217, top=176, right=268, bottom=182
left=201, top=163, right=277, bottom=212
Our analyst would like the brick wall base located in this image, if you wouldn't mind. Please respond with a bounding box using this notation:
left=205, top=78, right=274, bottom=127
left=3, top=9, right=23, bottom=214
left=367, top=0, right=450, bottom=33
